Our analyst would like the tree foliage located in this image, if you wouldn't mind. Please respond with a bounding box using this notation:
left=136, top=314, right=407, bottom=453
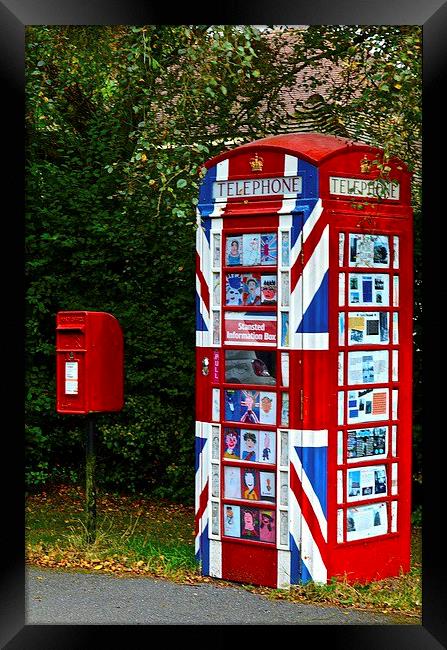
left=25, top=25, right=421, bottom=501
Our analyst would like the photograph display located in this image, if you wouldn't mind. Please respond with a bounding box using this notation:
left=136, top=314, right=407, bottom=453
left=349, top=234, right=390, bottom=268
left=347, top=426, right=388, bottom=460
left=347, top=388, right=388, bottom=423
left=348, top=312, right=389, bottom=345
left=347, top=465, right=388, bottom=501
left=225, top=233, right=278, bottom=267
left=348, top=350, right=388, bottom=385
left=346, top=502, right=388, bottom=541
left=349, top=273, right=389, bottom=306
left=223, top=504, right=276, bottom=543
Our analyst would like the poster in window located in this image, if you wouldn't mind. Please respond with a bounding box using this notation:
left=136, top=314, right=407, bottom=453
left=240, top=506, right=260, bottom=540
left=259, top=509, right=276, bottom=543
left=242, top=233, right=261, bottom=266
left=347, top=426, right=388, bottom=460
left=223, top=427, right=241, bottom=460
left=224, top=311, right=277, bottom=346
left=259, top=471, right=276, bottom=502
left=224, top=389, right=261, bottom=423
left=224, top=466, right=241, bottom=499
left=240, top=429, right=259, bottom=462
left=260, top=274, right=278, bottom=305
left=242, top=273, right=262, bottom=305
left=226, top=236, right=242, bottom=266
left=348, top=312, right=389, bottom=345
left=242, top=468, right=259, bottom=500
left=349, top=234, right=390, bottom=268
left=281, top=312, right=289, bottom=347
left=260, top=233, right=278, bottom=265
left=349, top=274, right=390, bottom=306
left=225, top=274, right=244, bottom=306
left=347, top=465, right=388, bottom=501
left=281, top=231, right=290, bottom=266
left=347, top=388, right=389, bottom=424
left=259, top=391, right=276, bottom=425
left=346, top=502, right=388, bottom=541
left=348, top=350, right=388, bottom=385
left=259, top=429, right=276, bottom=464
left=224, top=504, right=241, bottom=537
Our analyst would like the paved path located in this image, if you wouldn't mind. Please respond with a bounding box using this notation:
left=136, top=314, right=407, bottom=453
left=26, top=567, right=401, bottom=625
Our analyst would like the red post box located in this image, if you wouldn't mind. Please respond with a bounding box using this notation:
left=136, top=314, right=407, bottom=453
left=56, top=310, right=124, bottom=414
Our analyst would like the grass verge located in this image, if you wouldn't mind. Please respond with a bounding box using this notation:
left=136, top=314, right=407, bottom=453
left=26, top=484, right=421, bottom=620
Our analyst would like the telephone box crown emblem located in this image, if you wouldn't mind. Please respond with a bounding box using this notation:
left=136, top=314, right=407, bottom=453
left=360, top=155, right=372, bottom=173
left=250, top=153, right=264, bottom=172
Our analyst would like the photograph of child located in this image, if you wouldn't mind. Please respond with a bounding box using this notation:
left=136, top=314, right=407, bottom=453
left=259, top=392, right=276, bottom=425
left=242, top=468, right=259, bottom=500
left=259, top=471, right=275, bottom=502
left=224, top=466, right=241, bottom=499
left=224, top=504, right=241, bottom=538
left=223, top=428, right=241, bottom=459
left=226, top=237, right=242, bottom=266
left=240, top=507, right=260, bottom=540
left=241, top=430, right=258, bottom=461
left=259, top=510, right=275, bottom=543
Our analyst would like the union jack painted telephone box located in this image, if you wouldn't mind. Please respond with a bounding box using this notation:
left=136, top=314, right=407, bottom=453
left=195, top=133, right=412, bottom=588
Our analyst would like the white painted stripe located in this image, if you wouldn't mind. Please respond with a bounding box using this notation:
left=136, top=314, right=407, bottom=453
left=293, top=225, right=329, bottom=332
left=289, top=429, right=328, bottom=447
left=294, top=332, right=329, bottom=349
left=277, top=550, right=291, bottom=589
left=289, top=488, right=327, bottom=584
left=209, top=540, right=222, bottom=578
left=290, top=450, right=327, bottom=543
left=302, top=199, right=323, bottom=243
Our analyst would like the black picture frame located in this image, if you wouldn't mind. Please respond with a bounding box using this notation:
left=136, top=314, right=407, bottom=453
left=1, top=1, right=444, bottom=646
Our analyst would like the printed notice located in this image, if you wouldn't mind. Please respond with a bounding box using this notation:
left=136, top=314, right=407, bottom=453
left=347, top=465, right=387, bottom=501
left=346, top=502, right=388, bottom=541
left=348, top=350, right=388, bottom=385
left=347, top=388, right=389, bottom=424
left=65, top=361, right=78, bottom=395
left=348, top=312, right=389, bottom=345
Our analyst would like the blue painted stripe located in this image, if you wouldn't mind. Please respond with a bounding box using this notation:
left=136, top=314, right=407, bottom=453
left=200, top=523, right=210, bottom=575
left=294, top=445, right=328, bottom=516
left=289, top=532, right=300, bottom=584
left=195, top=434, right=207, bottom=472
left=296, top=270, right=328, bottom=333
left=195, top=291, right=208, bottom=332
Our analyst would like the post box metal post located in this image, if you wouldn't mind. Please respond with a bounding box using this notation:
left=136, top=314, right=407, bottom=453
left=56, top=310, right=124, bottom=542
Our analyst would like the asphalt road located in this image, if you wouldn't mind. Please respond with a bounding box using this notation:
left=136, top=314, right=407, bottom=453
left=26, top=567, right=403, bottom=626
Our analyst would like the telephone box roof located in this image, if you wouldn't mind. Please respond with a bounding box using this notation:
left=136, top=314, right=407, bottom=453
left=205, top=132, right=387, bottom=169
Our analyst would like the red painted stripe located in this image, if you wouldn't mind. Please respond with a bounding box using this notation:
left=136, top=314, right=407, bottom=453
left=290, top=211, right=328, bottom=293
left=194, top=480, right=209, bottom=537
left=289, top=461, right=328, bottom=566
left=195, top=252, right=210, bottom=314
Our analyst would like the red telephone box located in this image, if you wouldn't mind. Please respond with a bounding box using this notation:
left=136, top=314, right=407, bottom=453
left=56, top=310, right=124, bottom=414
left=195, top=133, right=412, bottom=588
